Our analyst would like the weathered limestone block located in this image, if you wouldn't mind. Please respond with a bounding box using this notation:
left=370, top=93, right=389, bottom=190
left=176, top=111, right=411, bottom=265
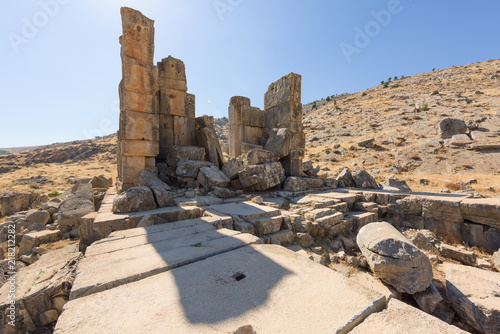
left=0, top=244, right=81, bottom=333
left=238, top=162, right=285, bottom=191
left=166, top=146, right=205, bottom=167
left=176, top=161, right=213, bottom=178
left=25, top=210, right=50, bottom=226
left=460, top=198, right=500, bottom=228
left=222, top=158, right=243, bottom=180
left=352, top=169, right=379, bottom=189
left=18, top=230, right=62, bottom=256
left=264, top=128, right=291, bottom=158
left=283, top=176, right=308, bottom=192
left=120, top=7, right=155, bottom=63
left=244, top=149, right=277, bottom=166
left=413, top=282, right=443, bottom=314
left=57, top=183, right=95, bottom=227
left=196, top=115, right=224, bottom=168
left=337, top=168, right=356, bottom=188
left=112, top=186, right=157, bottom=213
left=446, top=264, right=500, bottom=333
left=0, top=192, right=38, bottom=216
left=197, top=166, right=230, bottom=191
left=422, top=196, right=464, bottom=223
left=439, top=244, right=476, bottom=266
left=357, top=222, right=433, bottom=294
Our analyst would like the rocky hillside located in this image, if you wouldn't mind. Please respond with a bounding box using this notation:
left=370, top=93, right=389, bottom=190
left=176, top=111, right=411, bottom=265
left=0, top=134, right=116, bottom=194
left=303, top=59, right=500, bottom=195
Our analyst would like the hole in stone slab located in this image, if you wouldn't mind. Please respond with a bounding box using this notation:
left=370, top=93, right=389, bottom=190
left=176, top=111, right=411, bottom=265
left=142, top=138, right=145, bottom=140
left=232, top=272, right=246, bottom=281
left=136, top=26, right=141, bottom=32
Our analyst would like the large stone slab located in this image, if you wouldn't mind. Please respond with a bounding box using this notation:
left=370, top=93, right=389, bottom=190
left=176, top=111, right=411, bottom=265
left=460, top=198, right=500, bottom=228
left=70, top=225, right=260, bottom=300
left=446, top=264, right=500, bottom=334
left=208, top=202, right=280, bottom=221
left=350, top=299, right=467, bottom=334
left=314, top=190, right=358, bottom=205
left=94, top=195, right=203, bottom=238
left=55, top=245, right=386, bottom=334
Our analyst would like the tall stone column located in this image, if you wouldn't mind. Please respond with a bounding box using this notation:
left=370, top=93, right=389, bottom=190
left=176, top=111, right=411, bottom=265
left=228, top=96, right=251, bottom=158
left=117, top=7, right=159, bottom=190
left=157, top=57, right=196, bottom=160
left=264, top=73, right=305, bottom=176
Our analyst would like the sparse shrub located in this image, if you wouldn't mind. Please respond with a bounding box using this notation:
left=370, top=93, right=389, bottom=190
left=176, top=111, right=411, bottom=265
left=326, top=96, right=331, bottom=102
left=391, top=83, right=399, bottom=88
left=388, top=77, right=392, bottom=82
left=381, top=81, right=385, bottom=85
left=48, top=191, right=62, bottom=197
left=432, top=68, right=436, bottom=71
left=394, top=76, right=398, bottom=80
left=312, top=102, right=317, bottom=110
left=334, top=104, right=340, bottom=110
left=420, top=102, right=429, bottom=111
left=401, top=75, right=405, bottom=79
left=444, top=182, right=466, bottom=191
left=361, top=92, right=367, bottom=97
left=383, top=82, right=389, bottom=88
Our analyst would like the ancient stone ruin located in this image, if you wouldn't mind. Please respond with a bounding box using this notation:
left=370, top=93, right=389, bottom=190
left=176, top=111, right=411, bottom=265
left=229, top=72, right=305, bottom=176
left=117, top=7, right=304, bottom=191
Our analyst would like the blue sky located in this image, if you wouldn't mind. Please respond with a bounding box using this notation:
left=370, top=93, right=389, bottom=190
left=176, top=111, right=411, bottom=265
left=0, top=0, right=499, bottom=147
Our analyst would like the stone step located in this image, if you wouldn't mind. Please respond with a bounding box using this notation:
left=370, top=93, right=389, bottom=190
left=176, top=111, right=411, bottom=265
left=262, top=230, right=294, bottom=246
left=249, top=215, right=283, bottom=236
left=70, top=225, right=260, bottom=300
left=353, top=202, right=379, bottom=213
left=55, top=245, right=387, bottom=334
left=344, top=212, right=378, bottom=231
left=208, top=201, right=281, bottom=221
left=316, top=212, right=344, bottom=228
left=304, top=208, right=337, bottom=221
left=315, top=191, right=358, bottom=205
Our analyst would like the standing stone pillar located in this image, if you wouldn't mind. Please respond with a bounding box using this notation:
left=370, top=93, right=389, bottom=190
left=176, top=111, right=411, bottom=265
left=228, top=96, right=251, bottom=158
left=157, top=57, right=196, bottom=160
left=264, top=73, right=305, bottom=176
left=117, top=7, right=159, bottom=190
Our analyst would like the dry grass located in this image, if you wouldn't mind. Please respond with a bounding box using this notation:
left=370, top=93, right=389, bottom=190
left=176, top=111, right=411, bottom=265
left=444, top=182, right=467, bottom=191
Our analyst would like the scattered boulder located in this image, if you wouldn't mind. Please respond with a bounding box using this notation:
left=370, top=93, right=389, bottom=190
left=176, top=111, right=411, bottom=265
left=134, top=170, right=175, bottom=208
left=446, top=264, right=500, bottom=333
left=195, top=115, right=225, bottom=168
left=357, top=138, right=375, bottom=148
left=337, top=168, right=355, bottom=188
left=244, top=149, right=277, bottom=166
left=57, top=183, right=95, bottom=227
left=492, top=250, right=500, bottom=271
left=413, top=282, right=443, bottom=314
left=197, top=166, right=230, bottom=191
left=439, top=118, right=467, bottom=139
left=166, top=146, right=205, bottom=167
left=283, top=177, right=308, bottom=192
left=212, top=186, right=233, bottom=199
left=380, top=175, right=412, bottom=192
left=25, top=210, right=50, bottom=226
left=357, top=222, right=433, bottom=294
left=90, top=175, right=113, bottom=189
left=18, top=230, right=62, bottom=256
left=112, top=186, right=157, bottom=213
left=439, top=244, right=476, bottom=266
left=352, top=169, right=379, bottom=189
